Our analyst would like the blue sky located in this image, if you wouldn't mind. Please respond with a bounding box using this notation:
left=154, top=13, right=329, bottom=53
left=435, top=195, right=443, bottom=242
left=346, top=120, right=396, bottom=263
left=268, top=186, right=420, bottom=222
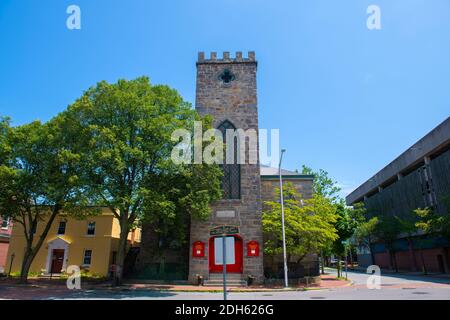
left=0, top=0, right=449, bottom=197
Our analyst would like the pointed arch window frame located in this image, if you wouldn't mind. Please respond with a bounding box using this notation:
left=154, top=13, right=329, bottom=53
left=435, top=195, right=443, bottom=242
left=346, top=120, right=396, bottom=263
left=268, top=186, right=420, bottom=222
left=218, top=120, right=241, bottom=200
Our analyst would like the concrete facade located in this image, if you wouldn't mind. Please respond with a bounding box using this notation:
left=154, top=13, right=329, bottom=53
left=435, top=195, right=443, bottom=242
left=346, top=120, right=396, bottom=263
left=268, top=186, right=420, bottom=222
left=347, top=117, right=450, bottom=205
left=346, top=117, right=450, bottom=272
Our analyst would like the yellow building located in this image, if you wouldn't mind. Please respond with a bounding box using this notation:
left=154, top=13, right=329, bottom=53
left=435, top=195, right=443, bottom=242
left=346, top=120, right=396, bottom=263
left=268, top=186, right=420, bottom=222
left=6, top=208, right=141, bottom=277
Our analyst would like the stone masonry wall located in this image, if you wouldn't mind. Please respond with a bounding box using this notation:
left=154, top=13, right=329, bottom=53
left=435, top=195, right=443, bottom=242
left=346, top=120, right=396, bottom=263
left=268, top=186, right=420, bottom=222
left=260, top=177, right=318, bottom=278
left=189, top=52, right=264, bottom=283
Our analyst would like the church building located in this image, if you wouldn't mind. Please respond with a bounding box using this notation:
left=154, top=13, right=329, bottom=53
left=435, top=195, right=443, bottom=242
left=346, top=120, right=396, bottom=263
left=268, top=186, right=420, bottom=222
left=138, top=52, right=316, bottom=285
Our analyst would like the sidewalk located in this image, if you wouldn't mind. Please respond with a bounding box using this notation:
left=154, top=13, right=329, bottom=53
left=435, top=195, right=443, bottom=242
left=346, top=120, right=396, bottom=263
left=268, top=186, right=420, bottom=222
left=122, top=274, right=351, bottom=292
left=0, top=274, right=351, bottom=299
left=348, top=266, right=450, bottom=280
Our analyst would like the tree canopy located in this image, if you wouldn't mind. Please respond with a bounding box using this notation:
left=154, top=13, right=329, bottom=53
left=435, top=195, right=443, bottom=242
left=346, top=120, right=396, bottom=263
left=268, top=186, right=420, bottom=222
left=301, top=165, right=342, bottom=203
left=0, top=77, right=222, bottom=284
left=0, top=118, right=95, bottom=282
left=57, top=77, right=222, bottom=284
left=262, top=183, right=338, bottom=263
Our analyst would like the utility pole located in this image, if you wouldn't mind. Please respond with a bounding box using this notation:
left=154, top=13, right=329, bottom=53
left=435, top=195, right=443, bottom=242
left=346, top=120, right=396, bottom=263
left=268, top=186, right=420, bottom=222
left=222, top=234, right=227, bottom=300
left=279, top=149, right=288, bottom=288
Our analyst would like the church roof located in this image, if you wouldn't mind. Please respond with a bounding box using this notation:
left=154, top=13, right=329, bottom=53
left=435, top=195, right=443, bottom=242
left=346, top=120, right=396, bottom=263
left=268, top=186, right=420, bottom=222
left=260, top=165, right=298, bottom=176
left=260, top=165, right=314, bottom=180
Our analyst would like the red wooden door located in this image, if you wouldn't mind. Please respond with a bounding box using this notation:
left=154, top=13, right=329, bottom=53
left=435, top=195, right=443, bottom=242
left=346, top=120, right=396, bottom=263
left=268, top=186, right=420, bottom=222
left=209, top=236, right=243, bottom=273
left=51, top=249, right=65, bottom=273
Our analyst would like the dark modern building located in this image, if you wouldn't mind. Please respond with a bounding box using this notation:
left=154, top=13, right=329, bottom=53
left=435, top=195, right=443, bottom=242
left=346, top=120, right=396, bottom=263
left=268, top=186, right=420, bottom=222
left=346, top=117, right=450, bottom=273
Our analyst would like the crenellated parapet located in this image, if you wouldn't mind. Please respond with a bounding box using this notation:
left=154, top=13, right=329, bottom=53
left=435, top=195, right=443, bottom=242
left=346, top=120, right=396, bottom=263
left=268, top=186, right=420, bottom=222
left=197, top=51, right=256, bottom=64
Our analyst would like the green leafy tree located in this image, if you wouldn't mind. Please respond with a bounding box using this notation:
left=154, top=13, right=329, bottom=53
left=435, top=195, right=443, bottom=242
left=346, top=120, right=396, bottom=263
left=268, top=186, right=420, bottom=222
left=59, top=77, right=222, bottom=285
left=374, top=214, right=403, bottom=272
left=263, top=183, right=338, bottom=268
left=332, top=203, right=366, bottom=276
left=301, top=165, right=342, bottom=203
left=0, top=119, right=94, bottom=283
left=414, top=198, right=450, bottom=241
left=301, top=165, right=343, bottom=271
left=414, top=202, right=450, bottom=274
left=354, top=214, right=379, bottom=266
left=139, top=154, right=222, bottom=274
left=0, top=117, right=11, bottom=165
left=394, top=213, right=420, bottom=272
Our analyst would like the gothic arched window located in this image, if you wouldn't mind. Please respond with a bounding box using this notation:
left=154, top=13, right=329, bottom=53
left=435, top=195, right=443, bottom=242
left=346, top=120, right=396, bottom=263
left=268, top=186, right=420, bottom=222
left=218, top=120, right=241, bottom=199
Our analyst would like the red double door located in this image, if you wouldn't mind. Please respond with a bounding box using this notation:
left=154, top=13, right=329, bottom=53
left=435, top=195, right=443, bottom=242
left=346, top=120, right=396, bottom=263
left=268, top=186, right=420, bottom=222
left=209, top=236, right=243, bottom=273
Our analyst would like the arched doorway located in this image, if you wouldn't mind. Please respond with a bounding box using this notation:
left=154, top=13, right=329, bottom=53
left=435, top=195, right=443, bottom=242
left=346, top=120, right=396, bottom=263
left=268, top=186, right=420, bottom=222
left=209, top=235, right=243, bottom=273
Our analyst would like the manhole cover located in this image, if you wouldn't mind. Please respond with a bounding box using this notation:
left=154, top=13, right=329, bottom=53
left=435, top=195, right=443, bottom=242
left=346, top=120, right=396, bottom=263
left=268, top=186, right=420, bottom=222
left=402, top=288, right=416, bottom=290
left=262, top=294, right=273, bottom=296
left=310, top=297, right=326, bottom=300
left=412, top=292, right=429, bottom=295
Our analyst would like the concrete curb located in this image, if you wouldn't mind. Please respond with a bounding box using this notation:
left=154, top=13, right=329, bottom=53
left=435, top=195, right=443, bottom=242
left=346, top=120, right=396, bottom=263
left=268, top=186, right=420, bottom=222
left=116, top=279, right=353, bottom=293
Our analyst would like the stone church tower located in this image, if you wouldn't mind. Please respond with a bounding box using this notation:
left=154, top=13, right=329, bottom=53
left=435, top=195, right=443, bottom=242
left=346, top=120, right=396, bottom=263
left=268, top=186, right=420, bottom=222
left=188, top=51, right=264, bottom=284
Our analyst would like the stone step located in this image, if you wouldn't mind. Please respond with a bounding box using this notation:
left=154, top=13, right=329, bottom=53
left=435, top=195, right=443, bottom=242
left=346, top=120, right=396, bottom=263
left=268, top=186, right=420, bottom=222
left=205, top=273, right=247, bottom=286
left=208, top=273, right=243, bottom=280
left=203, top=280, right=248, bottom=287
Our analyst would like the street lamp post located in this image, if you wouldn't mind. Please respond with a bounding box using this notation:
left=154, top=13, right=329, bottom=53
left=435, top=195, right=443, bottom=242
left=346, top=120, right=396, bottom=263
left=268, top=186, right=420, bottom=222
left=222, top=234, right=227, bottom=301
left=279, top=149, right=288, bottom=288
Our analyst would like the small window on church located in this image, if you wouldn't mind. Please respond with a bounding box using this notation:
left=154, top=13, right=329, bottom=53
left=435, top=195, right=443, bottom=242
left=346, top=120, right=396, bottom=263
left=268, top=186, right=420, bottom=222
left=218, top=69, right=235, bottom=84
left=218, top=120, right=241, bottom=199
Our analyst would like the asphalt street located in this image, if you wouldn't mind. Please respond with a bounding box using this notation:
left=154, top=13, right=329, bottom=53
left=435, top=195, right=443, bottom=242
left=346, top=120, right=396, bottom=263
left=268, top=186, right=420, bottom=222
left=56, top=269, right=450, bottom=300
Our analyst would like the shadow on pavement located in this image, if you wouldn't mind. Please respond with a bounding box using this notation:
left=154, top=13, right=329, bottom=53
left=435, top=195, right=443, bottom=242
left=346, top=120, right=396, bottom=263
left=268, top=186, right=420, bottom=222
left=46, top=288, right=179, bottom=300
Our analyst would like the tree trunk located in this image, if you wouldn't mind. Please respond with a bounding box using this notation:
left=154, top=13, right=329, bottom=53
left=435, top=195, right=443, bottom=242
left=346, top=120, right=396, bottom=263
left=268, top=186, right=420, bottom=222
left=387, top=247, right=395, bottom=271
left=407, top=238, right=417, bottom=272
left=393, top=251, right=398, bottom=273
left=113, top=215, right=129, bottom=286
left=337, top=256, right=341, bottom=278
left=19, top=247, right=34, bottom=284
left=349, top=250, right=354, bottom=269
left=369, top=242, right=376, bottom=266
left=367, top=236, right=376, bottom=267
left=444, top=247, right=450, bottom=274
left=19, top=205, right=61, bottom=283
left=420, top=251, right=427, bottom=275
left=320, top=251, right=325, bottom=275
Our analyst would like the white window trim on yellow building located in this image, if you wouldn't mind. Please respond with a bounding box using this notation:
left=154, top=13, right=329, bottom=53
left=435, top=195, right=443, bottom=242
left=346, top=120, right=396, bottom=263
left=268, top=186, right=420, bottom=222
left=82, top=249, right=92, bottom=267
